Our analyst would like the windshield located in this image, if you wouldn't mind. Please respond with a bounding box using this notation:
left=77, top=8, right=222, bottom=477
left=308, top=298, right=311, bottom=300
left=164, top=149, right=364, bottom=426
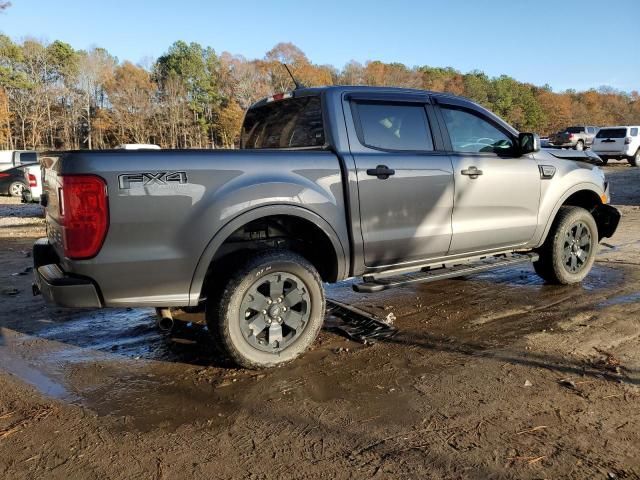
left=241, top=96, right=325, bottom=149
left=596, top=128, right=627, bottom=139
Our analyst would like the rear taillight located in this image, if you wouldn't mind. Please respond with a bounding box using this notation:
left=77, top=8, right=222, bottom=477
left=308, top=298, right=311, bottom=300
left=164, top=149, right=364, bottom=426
left=59, top=175, right=109, bottom=259
left=625, top=137, right=632, bottom=144
left=28, top=173, right=37, bottom=187
left=568, top=133, right=574, bottom=138
left=0, top=173, right=9, bottom=178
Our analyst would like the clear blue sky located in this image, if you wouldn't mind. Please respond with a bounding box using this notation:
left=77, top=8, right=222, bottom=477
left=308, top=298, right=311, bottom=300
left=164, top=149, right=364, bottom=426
left=1, top=0, right=638, bottom=92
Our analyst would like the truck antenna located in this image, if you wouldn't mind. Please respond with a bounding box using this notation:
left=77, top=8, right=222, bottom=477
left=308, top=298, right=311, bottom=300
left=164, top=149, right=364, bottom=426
left=283, top=63, right=305, bottom=90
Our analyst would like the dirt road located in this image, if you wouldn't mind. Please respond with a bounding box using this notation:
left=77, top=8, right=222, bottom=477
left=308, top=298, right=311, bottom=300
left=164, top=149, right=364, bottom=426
left=0, top=162, right=638, bottom=479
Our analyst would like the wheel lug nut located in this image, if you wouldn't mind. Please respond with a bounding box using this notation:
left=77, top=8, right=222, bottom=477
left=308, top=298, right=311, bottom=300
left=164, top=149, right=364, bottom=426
left=261, top=310, right=267, bottom=315
left=277, top=317, right=282, bottom=323
left=278, top=297, right=283, bottom=303
left=282, top=306, right=287, bottom=311
left=267, top=298, right=272, bottom=304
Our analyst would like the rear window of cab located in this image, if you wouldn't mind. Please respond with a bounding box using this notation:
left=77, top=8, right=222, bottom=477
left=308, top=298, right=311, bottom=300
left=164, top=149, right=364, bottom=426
left=241, top=96, right=325, bottom=149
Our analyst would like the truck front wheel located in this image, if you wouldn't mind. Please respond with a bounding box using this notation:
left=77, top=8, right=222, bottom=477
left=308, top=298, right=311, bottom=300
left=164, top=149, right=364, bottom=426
left=206, top=250, right=325, bottom=369
left=533, top=206, right=598, bottom=285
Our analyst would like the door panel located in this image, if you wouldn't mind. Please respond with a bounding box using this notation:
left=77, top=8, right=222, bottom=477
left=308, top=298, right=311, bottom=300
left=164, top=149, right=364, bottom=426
left=354, top=152, right=454, bottom=266
left=437, top=103, right=541, bottom=254
left=449, top=154, right=540, bottom=254
left=346, top=98, right=454, bottom=267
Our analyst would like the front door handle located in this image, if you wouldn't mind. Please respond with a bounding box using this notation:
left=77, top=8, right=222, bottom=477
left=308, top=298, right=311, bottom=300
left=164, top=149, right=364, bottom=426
left=461, top=166, right=483, bottom=179
left=366, top=165, right=395, bottom=180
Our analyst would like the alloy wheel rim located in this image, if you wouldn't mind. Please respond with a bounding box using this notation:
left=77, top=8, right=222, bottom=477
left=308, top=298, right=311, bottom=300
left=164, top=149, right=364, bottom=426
left=10, top=183, right=24, bottom=196
left=239, top=272, right=311, bottom=353
left=562, top=221, right=592, bottom=273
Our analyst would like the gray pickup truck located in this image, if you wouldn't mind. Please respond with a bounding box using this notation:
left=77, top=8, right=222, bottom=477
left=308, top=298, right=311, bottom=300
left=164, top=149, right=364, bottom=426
left=33, top=86, right=620, bottom=368
left=548, top=126, right=599, bottom=150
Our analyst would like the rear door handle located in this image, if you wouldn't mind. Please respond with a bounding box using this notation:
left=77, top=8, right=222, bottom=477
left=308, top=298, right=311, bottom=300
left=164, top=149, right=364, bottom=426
left=366, top=165, right=395, bottom=180
left=461, top=166, right=483, bottom=179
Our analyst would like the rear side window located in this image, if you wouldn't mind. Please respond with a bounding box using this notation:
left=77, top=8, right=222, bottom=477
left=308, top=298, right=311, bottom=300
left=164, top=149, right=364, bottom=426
left=586, top=127, right=595, bottom=134
left=441, top=106, right=514, bottom=153
left=566, top=127, right=584, bottom=133
left=596, top=128, right=627, bottom=138
left=241, top=96, right=324, bottom=149
left=631, top=128, right=638, bottom=136
left=17, top=152, right=37, bottom=164
left=353, top=102, right=434, bottom=151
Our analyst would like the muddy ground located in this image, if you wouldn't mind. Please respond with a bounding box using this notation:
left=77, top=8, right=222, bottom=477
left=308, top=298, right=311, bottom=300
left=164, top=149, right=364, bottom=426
left=0, top=161, right=639, bottom=479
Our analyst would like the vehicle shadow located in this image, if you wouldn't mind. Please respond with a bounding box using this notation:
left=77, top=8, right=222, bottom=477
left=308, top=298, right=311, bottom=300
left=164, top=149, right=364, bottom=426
left=379, top=329, right=639, bottom=386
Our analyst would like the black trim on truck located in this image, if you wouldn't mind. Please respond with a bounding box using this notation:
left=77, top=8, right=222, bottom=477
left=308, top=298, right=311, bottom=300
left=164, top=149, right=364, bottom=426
left=32, top=238, right=103, bottom=308
left=592, top=204, right=621, bottom=240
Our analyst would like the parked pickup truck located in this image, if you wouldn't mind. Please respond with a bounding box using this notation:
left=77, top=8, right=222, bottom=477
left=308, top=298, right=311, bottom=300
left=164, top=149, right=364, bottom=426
left=548, top=126, right=598, bottom=150
left=32, top=86, right=620, bottom=368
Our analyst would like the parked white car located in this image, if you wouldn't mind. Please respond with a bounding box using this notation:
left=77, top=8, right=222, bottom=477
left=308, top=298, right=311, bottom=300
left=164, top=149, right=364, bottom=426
left=21, top=163, right=42, bottom=203
left=0, top=150, right=38, bottom=171
left=592, top=126, right=640, bottom=166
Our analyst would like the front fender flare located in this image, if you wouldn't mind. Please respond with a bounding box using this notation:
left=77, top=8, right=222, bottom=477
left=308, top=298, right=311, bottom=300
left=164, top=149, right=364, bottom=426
left=188, top=204, right=347, bottom=306
left=534, top=182, right=603, bottom=247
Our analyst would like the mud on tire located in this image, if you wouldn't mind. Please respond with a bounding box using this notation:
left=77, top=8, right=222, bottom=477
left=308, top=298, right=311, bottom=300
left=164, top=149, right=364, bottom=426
left=206, top=250, right=325, bottom=369
left=534, top=206, right=598, bottom=285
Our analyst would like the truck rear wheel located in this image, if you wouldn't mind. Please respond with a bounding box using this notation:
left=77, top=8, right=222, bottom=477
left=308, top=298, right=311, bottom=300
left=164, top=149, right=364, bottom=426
left=533, top=206, right=598, bottom=285
left=206, top=250, right=325, bottom=369
left=575, top=140, right=584, bottom=151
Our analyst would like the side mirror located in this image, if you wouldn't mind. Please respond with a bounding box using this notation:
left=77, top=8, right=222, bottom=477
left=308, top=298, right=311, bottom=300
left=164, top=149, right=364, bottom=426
left=519, top=132, right=540, bottom=154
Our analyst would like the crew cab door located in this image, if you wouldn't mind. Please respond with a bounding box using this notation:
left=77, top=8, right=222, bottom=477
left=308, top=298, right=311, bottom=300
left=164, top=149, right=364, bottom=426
left=346, top=93, right=454, bottom=267
left=435, top=99, right=540, bottom=254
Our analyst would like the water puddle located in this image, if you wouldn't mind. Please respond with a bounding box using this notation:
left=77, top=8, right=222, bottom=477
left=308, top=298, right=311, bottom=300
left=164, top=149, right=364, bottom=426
left=598, top=291, right=640, bottom=307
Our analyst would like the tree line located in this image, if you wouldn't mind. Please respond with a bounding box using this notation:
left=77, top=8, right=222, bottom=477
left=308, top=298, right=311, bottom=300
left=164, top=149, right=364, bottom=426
left=0, top=36, right=639, bottom=150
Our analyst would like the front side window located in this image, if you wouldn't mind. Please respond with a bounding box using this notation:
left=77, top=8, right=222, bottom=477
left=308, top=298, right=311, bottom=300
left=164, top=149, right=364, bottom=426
left=354, top=102, right=434, bottom=151
left=441, top=107, right=514, bottom=154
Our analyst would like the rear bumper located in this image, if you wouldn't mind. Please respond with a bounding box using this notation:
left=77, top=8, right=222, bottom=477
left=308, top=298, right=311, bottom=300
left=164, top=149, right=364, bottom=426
left=32, top=238, right=102, bottom=308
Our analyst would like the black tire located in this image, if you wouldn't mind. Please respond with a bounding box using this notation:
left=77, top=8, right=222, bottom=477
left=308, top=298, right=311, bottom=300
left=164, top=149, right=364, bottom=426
left=574, top=140, right=584, bottom=151
left=599, top=157, right=609, bottom=165
left=629, top=149, right=639, bottom=167
left=533, top=206, right=598, bottom=285
left=8, top=182, right=26, bottom=197
left=206, top=250, right=325, bottom=369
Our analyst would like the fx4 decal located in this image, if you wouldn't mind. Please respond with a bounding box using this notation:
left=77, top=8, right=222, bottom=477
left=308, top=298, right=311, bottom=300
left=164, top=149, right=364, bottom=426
left=118, top=171, right=188, bottom=189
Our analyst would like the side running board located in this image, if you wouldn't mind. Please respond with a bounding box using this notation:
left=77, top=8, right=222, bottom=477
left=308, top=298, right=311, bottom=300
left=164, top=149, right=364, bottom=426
left=353, top=252, right=539, bottom=293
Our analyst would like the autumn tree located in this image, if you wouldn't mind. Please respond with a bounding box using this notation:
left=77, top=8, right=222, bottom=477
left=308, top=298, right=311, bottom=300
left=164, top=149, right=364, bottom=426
left=1, top=37, right=639, bottom=149
left=105, top=62, right=156, bottom=144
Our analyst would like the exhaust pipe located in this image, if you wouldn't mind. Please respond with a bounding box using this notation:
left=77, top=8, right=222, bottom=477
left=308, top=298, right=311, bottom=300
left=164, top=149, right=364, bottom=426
left=155, top=307, right=174, bottom=333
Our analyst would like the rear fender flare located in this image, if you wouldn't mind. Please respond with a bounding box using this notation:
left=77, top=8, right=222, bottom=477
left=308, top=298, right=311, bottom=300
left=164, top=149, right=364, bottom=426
left=188, top=205, right=347, bottom=306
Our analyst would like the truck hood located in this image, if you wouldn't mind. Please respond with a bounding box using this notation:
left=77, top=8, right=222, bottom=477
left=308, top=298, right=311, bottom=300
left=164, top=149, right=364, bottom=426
left=542, top=148, right=603, bottom=165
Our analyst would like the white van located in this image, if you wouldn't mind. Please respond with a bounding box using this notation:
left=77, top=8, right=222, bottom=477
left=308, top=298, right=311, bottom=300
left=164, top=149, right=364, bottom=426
left=592, top=126, right=640, bottom=166
left=0, top=150, right=39, bottom=171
